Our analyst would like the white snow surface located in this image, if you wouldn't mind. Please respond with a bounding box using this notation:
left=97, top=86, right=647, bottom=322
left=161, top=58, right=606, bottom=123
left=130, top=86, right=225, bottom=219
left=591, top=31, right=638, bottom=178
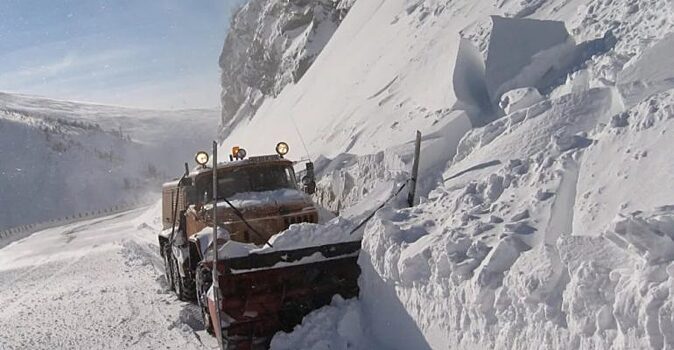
left=4, top=0, right=674, bottom=348
left=217, top=0, right=674, bottom=349
left=0, top=204, right=220, bottom=349
left=270, top=295, right=379, bottom=350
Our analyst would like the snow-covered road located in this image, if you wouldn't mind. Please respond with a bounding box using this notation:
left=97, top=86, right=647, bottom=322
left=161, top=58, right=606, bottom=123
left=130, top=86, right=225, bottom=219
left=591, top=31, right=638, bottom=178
left=0, top=207, right=215, bottom=350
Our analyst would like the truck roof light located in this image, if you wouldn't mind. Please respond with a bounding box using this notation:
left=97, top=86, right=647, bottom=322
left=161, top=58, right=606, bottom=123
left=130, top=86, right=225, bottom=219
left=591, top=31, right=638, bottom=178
left=195, top=151, right=209, bottom=166
left=276, top=142, right=289, bottom=157
left=231, top=146, right=246, bottom=160
left=236, top=148, right=247, bottom=159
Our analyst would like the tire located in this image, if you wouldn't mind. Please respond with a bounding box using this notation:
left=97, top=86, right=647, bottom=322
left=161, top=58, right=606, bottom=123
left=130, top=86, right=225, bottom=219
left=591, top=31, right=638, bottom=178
left=196, top=266, right=215, bottom=335
left=171, top=255, right=196, bottom=301
left=202, top=306, right=215, bottom=335
left=163, top=246, right=175, bottom=291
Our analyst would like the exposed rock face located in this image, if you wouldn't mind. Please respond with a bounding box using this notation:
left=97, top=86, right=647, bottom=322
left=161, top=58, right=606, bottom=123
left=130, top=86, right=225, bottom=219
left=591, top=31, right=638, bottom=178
left=218, top=0, right=354, bottom=140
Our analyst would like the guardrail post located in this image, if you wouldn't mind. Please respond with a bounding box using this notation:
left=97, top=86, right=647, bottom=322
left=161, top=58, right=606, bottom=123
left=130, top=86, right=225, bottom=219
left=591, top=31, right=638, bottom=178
left=407, top=130, right=422, bottom=207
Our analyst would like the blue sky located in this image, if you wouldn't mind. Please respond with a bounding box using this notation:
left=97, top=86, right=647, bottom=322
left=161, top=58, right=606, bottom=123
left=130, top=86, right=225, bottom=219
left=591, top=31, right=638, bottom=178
left=0, top=0, right=243, bottom=109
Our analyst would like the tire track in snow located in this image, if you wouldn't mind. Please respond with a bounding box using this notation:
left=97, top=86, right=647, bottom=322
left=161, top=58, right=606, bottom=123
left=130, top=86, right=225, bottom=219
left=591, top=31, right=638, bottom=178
left=118, top=237, right=215, bottom=348
left=0, top=254, right=85, bottom=315
left=0, top=209, right=207, bottom=349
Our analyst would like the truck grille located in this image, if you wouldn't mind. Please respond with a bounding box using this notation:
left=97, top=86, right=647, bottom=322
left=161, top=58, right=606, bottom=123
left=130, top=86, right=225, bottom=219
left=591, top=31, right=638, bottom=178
left=283, top=214, right=316, bottom=228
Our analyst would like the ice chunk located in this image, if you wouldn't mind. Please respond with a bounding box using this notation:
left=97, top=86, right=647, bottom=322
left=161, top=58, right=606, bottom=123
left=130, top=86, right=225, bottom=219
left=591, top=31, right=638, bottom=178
left=605, top=209, right=674, bottom=263
left=499, top=87, right=544, bottom=114
left=485, top=16, right=571, bottom=103
left=452, top=38, right=491, bottom=124
left=504, top=245, right=563, bottom=304
left=475, top=236, right=529, bottom=289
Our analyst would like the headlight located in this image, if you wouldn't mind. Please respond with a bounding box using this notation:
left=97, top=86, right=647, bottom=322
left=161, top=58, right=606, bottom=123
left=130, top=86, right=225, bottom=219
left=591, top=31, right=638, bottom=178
left=301, top=175, right=312, bottom=185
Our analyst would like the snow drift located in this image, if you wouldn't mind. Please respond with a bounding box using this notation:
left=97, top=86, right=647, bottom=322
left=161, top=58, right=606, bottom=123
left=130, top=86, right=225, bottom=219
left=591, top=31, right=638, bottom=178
left=214, top=0, right=674, bottom=348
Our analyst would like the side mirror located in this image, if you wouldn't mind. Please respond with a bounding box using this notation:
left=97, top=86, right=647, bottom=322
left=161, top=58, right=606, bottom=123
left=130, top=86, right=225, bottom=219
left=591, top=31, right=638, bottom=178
left=302, top=162, right=316, bottom=195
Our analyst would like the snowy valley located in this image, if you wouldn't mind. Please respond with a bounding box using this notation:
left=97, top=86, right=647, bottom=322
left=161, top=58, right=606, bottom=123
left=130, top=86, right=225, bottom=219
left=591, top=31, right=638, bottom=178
left=2, top=0, right=674, bottom=349
left=0, top=93, right=218, bottom=230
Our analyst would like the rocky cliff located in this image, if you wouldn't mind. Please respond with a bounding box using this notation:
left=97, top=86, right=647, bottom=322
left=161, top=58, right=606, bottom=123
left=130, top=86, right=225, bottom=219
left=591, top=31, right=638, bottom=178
left=218, top=0, right=354, bottom=140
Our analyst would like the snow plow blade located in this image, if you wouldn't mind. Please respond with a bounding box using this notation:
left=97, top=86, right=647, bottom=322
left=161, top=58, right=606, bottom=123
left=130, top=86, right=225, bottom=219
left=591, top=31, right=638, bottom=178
left=202, top=240, right=361, bottom=350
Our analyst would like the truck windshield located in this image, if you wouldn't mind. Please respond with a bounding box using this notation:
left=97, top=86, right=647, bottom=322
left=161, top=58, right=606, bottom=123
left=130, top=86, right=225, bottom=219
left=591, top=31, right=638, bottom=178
left=214, top=165, right=297, bottom=199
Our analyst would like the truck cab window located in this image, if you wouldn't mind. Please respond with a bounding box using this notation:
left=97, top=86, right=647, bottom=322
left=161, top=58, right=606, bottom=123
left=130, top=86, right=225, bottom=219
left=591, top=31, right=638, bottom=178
left=199, top=165, right=298, bottom=202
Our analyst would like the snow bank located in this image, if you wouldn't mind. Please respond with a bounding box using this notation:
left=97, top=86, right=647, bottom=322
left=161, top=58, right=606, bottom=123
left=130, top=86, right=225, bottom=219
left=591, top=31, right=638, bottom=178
left=484, top=16, right=617, bottom=109
left=276, top=86, right=672, bottom=349
left=271, top=296, right=379, bottom=350
left=575, top=89, right=674, bottom=235
left=221, top=0, right=674, bottom=348
left=312, top=151, right=408, bottom=215
left=349, top=177, right=674, bottom=349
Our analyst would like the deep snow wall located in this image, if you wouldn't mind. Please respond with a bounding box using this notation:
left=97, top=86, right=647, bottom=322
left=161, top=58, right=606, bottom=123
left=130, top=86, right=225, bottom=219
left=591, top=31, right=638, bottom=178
left=217, top=0, right=674, bottom=348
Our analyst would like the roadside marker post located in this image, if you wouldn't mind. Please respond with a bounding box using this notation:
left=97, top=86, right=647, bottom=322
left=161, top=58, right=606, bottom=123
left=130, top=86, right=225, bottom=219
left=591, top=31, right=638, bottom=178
left=407, top=130, right=421, bottom=207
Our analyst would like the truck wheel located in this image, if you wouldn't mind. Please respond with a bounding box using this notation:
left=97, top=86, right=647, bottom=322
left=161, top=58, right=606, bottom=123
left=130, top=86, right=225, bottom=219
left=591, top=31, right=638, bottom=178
left=196, top=266, right=214, bottom=335
left=171, top=255, right=196, bottom=301
left=201, top=306, right=215, bottom=335
left=163, top=247, right=175, bottom=291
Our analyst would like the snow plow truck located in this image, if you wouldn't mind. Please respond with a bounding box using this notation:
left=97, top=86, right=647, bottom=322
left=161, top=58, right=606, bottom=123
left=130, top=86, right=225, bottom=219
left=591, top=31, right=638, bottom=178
left=158, top=143, right=361, bottom=349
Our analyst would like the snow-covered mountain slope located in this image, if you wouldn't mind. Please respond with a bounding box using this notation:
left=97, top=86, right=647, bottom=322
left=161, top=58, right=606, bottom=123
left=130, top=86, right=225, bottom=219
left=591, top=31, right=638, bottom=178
left=220, top=0, right=673, bottom=159
left=2, top=0, right=674, bottom=348
left=0, top=92, right=217, bottom=230
left=0, top=205, right=218, bottom=349
left=218, top=0, right=353, bottom=140
left=214, top=0, right=674, bottom=349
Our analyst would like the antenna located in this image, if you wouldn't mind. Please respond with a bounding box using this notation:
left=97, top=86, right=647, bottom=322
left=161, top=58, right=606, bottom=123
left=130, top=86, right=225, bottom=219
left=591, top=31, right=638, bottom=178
left=288, top=114, right=312, bottom=162
left=211, top=141, right=225, bottom=350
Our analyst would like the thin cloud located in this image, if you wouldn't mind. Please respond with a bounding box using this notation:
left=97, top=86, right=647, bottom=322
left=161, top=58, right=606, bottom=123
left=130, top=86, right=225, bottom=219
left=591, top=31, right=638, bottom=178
left=0, top=1, right=241, bottom=109
left=0, top=49, right=141, bottom=88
